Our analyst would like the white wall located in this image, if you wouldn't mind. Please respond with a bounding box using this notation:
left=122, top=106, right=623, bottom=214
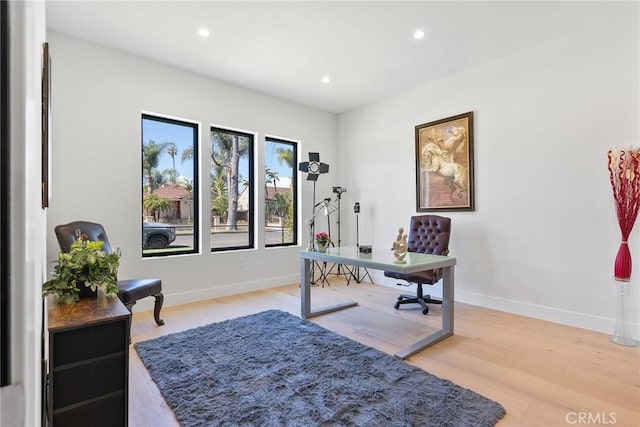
left=337, top=7, right=640, bottom=335
left=1, top=2, right=47, bottom=426
left=46, top=6, right=640, bottom=338
left=46, top=31, right=338, bottom=310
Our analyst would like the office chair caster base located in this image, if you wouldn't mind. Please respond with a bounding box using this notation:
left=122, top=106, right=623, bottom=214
left=394, top=295, right=431, bottom=315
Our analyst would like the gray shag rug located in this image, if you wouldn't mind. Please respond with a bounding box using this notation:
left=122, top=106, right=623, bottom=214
left=134, top=310, right=505, bottom=426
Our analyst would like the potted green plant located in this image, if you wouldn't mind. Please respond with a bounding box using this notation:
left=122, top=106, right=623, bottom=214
left=43, top=239, right=121, bottom=304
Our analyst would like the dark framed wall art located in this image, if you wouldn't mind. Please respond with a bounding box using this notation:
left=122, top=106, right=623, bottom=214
left=1, top=0, right=10, bottom=387
left=415, top=111, right=475, bottom=211
left=41, top=41, right=50, bottom=208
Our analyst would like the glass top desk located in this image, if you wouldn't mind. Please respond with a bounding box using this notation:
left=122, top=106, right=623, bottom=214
left=299, top=246, right=457, bottom=359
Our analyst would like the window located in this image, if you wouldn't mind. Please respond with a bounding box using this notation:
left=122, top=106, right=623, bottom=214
left=265, top=137, right=298, bottom=247
left=210, top=127, right=254, bottom=251
left=141, top=114, right=199, bottom=257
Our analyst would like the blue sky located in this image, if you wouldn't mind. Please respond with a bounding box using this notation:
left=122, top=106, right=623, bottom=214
left=265, top=140, right=294, bottom=183
left=142, top=117, right=195, bottom=182
left=142, top=118, right=294, bottom=186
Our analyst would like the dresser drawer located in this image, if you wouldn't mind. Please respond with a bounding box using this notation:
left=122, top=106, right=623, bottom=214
left=52, top=354, right=126, bottom=410
left=52, top=320, right=126, bottom=367
left=53, top=392, right=125, bottom=427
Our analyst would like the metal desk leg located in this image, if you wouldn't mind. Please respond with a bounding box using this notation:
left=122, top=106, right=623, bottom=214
left=300, top=257, right=358, bottom=320
left=394, top=265, right=455, bottom=359
left=442, top=265, right=454, bottom=336
left=301, top=258, right=311, bottom=319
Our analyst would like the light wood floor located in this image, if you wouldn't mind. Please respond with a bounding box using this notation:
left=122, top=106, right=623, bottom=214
left=129, top=278, right=640, bottom=426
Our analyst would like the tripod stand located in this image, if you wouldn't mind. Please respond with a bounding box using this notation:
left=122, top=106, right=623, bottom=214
left=349, top=202, right=373, bottom=284
left=307, top=194, right=333, bottom=287
left=326, top=187, right=351, bottom=280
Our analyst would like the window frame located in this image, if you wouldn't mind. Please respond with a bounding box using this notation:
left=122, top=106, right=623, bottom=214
left=264, top=136, right=298, bottom=248
left=210, top=126, right=255, bottom=252
left=141, top=113, right=200, bottom=258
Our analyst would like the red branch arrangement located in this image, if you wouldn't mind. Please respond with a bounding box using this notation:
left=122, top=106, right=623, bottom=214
left=608, top=148, right=640, bottom=281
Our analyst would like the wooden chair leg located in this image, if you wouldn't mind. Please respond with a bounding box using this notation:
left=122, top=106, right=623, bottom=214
left=124, top=301, right=136, bottom=344
left=153, top=292, right=165, bottom=326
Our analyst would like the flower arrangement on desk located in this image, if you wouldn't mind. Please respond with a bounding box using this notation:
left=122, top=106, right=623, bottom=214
left=314, top=232, right=331, bottom=245
left=314, top=232, right=331, bottom=252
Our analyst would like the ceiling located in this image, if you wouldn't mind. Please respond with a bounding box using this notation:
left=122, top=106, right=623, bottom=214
left=46, top=1, right=615, bottom=114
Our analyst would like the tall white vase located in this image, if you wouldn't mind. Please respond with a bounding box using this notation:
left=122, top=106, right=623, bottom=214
left=611, top=281, right=638, bottom=347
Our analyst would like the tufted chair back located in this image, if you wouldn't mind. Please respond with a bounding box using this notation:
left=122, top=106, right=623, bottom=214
left=384, top=214, right=451, bottom=315
left=55, top=221, right=114, bottom=254
left=407, top=215, right=451, bottom=256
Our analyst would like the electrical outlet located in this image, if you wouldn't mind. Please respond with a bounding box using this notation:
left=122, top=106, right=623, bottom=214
left=238, top=258, right=245, bottom=268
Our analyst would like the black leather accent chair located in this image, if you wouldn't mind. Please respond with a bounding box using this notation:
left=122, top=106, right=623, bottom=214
left=54, top=221, right=165, bottom=333
left=384, top=215, right=451, bottom=315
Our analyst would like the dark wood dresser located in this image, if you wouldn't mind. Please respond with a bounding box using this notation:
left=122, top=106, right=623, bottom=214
left=47, top=295, right=130, bottom=426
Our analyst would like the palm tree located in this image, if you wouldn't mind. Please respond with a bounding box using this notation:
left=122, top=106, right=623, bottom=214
left=143, top=194, right=170, bottom=222
left=177, top=177, right=194, bottom=222
left=166, top=144, right=178, bottom=183
left=183, top=131, right=249, bottom=230
left=275, top=146, right=294, bottom=168
left=228, top=135, right=240, bottom=229
left=273, top=145, right=294, bottom=239
left=211, top=196, right=228, bottom=220
left=181, top=146, right=193, bottom=165
left=264, top=166, right=280, bottom=225
left=274, top=192, right=293, bottom=242
left=163, top=169, right=178, bottom=185
left=142, top=140, right=171, bottom=194
left=274, top=192, right=291, bottom=218
left=151, top=170, right=168, bottom=191
left=210, top=131, right=249, bottom=230
left=210, top=173, right=228, bottom=221
left=265, top=166, right=279, bottom=194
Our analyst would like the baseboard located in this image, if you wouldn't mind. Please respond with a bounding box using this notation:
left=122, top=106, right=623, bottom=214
left=134, top=270, right=639, bottom=339
left=454, top=289, right=638, bottom=336
left=370, top=270, right=639, bottom=336
left=131, top=273, right=299, bottom=313
left=0, top=383, right=24, bottom=427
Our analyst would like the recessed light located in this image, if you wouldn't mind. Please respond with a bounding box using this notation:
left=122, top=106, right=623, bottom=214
left=198, top=28, right=210, bottom=38
left=321, top=76, right=331, bottom=84
left=414, top=29, right=425, bottom=39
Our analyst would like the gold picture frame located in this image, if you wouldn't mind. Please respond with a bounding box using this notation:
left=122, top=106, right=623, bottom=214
left=415, top=111, right=474, bottom=211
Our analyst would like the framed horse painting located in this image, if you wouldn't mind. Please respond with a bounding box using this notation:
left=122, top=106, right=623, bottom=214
left=415, top=111, right=475, bottom=211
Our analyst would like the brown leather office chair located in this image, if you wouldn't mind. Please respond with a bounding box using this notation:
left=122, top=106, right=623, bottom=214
left=54, top=221, right=165, bottom=333
left=384, top=215, right=451, bottom=315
